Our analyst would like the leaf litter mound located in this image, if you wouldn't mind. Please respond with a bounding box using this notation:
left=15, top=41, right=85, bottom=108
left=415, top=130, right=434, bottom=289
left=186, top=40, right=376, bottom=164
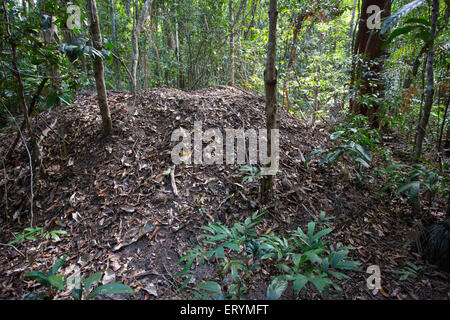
left=0, top=86, right=448, bottom=300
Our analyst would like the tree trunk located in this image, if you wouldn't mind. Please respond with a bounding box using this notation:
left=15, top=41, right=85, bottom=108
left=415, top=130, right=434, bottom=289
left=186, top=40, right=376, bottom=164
left=130, top=0, right=153, bottom=96
left=87, top=0, right=113, bottom=136
left=229, top=0, right=235, bottom=86
left=350, top=0, right=391, bottom=128
left=413, top=0, right=439, bottom=161
left=261, top=0, right=278, bottom=203
left=282, top=13, right=305, bottom=110
left=143, top=35, right=148, bottom=90
left=109, top=0, right=121, bottom=90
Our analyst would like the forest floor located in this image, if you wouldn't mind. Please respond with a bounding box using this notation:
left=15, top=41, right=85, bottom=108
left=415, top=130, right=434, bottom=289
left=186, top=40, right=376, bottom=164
left=0, top=86, right=449, bottom=300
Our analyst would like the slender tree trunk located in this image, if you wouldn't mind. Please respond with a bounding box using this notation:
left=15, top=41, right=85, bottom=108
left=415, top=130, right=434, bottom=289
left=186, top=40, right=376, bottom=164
left=261, top=0, right=278, bottom=203
left=174, top=0, right=184, bottom=89
left=349, top=0, right=358, bottom=40
left=130, top=4, right=139, bottom=96
left=438, top=95, right=449, bottom=154
left=87, top=0, right=113, bottom=136
left=109, top=0, right=121, bottom=90
left=282, top=13, right=305, bottom=110
left=414, top=0, right=439, bottom=160
left=229, top=0, right=235, bottom=86
left=143, top=35, right=148, bottom=90
left=130, top=0, right=153, bottom=96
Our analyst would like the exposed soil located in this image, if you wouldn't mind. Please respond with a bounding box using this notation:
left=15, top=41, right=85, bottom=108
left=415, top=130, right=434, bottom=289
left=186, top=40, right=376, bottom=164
left=0, top=86, right=448, bottom=300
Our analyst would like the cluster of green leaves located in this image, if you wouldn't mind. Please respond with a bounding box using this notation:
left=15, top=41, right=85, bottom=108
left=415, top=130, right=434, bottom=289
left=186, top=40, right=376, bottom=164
left=175, top=211, right=267, bottom=300
left=59, top=42, right=111, bottom=63
left=239, top=165, right=262, bottom=184
left=8, top=226, right=67, bottom=245
left=24, top=255, right=134, bottom=300
left=332, top=115, right=381, bottom=150
left=175, top=211, right=359, bottom=300
left=266, top=220, right=359, bottom=299
left=392, top=261, right=426, bottom=281
left=305, top=129, right=372, bottom=184
left=381, top=0, right=427, bottom=35
left=382, top=162, right=443, bottom=209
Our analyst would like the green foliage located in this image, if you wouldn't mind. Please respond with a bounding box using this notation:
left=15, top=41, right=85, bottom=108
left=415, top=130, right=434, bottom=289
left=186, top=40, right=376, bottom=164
left=8, top=226, right=67, bottom=245
left=392, top=261, right=426, bottom=280
left=268, top=220, right=359, bottom=299
left=332, top=116, right=381, bottom=150
left=382, top=163, right=442, bottom=208
left=175, top=210, right=359, bottom=300
left=175, top=210, right=267, bottom=300
left=59, top=42, right=109, bottom=62
left=239, top=165, right=262, bottom=184
left=305, top=129, right=372, bottom=184
left=24, top=255, right=134, bottom=300
left=381, top=0, right=427, bottom=35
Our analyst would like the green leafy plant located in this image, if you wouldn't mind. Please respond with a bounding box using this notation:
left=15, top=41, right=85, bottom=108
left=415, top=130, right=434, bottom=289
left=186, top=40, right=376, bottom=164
left=383, top=163, right=441, bottom=214
left=392, top=261, right=427, bottom=280
left=8, top=226, right=67, bottom=245
left=175, top=211, right=359, bottom=300
left=305, top=135, right=372, bottom=184
left=24, top=255, right=134, bottom=300
left=175, top=211, right=268, bottom=300
left=332, top=115, right=381, bottom=150
left=267, top=221, right=360, bottom=299
left=239, top=165, right=262, bottom=184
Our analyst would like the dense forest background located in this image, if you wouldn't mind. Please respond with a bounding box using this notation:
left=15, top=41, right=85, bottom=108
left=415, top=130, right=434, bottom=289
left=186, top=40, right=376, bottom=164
left=0, top=0, right=449, bottom=300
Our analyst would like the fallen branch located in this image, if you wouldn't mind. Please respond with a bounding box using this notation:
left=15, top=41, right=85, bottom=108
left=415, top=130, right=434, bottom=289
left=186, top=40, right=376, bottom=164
left=2, top=103, right=35, bottom=227
left=111, top=51, right=132, bottom=83
left=169, top=166, right=179, bottom=197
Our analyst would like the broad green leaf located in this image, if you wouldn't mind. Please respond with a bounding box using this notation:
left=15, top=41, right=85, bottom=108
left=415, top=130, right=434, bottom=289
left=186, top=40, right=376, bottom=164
left=86, top=282, right=134, bottom=299
left=178, top=275, right=192, bottom=293
left=24, top=271, right=50, bottom=287
left=84, top=271, right=103, bottom=292
left=381, top=0, right=427, bottom=34
left=50, top=255, right=68, bottom=276
left=214, top=246, right=225, bottom=259
left=292, top=274, right=308, bottom=294
left=71, top=288, right=83, bottom=300
left=330, top=131, right=344, bottom=140
left=355, top=157, right=370, bottom=168
left=197, top=281, right=222, bottom=294
left=305, top=149, right=325, bottom=167
left=48, top=274, right=65, bottom=290
left=309, top=275, right=333, bottom=293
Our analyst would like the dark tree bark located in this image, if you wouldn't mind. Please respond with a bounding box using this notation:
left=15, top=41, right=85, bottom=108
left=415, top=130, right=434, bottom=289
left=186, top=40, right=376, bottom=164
left=87, top=0, right=113, bottom=136
left=350, top=0, right=391, bottom=128
left=261, top=0, right=278, bottom=203
left=414, top=0, right=440, bottom=160
left=282, top=12, right=306, bottom=110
